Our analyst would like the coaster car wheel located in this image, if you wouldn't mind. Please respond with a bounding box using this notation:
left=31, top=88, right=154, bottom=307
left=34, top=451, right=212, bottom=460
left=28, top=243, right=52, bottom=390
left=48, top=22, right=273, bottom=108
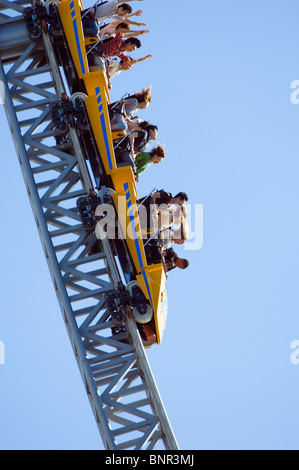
left=76, top=196, right=89, bottom=212
left=55, top=121, right=69, bottom=135
left=29, top=27, right=42, bottom=40
left=71, top=93, right=89, bottom=130
left=71, top=92, right=88, bottom=106
left=132, top=305, right=153, bottom=324
left=111, top=310, right=126, bottom=327
left=23, top=6, right=34, bottom=17
left=127, top=281, right=153, bottom=324
left=49, top=23, right=63, bottom=38
left=44, top=0, right=60, bottom=12
left=97, top=188, right=116, bottom=205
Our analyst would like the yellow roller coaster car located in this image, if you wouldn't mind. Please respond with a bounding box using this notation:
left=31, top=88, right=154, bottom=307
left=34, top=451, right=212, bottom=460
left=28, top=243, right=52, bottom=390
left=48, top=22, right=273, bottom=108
left=49, top=0, right=168, bottom=345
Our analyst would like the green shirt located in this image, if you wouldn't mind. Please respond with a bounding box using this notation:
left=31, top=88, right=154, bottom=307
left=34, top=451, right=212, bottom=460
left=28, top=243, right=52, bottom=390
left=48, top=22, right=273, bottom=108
left=135, top=152, right=152, bottom=176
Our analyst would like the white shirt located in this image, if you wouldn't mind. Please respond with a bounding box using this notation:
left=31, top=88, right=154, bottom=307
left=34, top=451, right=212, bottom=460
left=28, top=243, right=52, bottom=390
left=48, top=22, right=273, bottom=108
left=99, top=21, right=118, bottom=38
left=107, top=59, right=122, bottom=78
left=94, top=0, right=120, bottom=20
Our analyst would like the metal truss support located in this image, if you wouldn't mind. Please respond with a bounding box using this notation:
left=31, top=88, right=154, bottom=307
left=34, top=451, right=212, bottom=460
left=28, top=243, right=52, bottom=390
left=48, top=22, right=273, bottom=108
left=0, top=0, right=179, bottom=450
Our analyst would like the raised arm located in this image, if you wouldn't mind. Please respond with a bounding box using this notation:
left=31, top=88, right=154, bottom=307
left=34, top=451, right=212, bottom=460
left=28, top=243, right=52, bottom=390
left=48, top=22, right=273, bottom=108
left=126, top=119, right=141, bottom=131
left=124, top=9, right=143, bottom=18
left=122, top=29, right=149, bottom=38
left=122, top=18, right=146, bottom=26
left=129, top=131, right=139, bottom=159
left=129, top=54, right=153, bottom=64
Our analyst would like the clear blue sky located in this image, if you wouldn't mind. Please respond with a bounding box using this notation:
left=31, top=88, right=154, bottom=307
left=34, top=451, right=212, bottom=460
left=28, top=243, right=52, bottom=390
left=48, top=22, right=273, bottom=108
left=1, top=0, right=299, bottom=450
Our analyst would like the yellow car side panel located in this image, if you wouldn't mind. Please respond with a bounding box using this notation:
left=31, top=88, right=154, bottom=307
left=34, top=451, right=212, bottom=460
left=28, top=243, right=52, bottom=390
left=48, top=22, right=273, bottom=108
left=110, top=166, right=136, bottom=195
left=136, top=266, right=168, bottom=345
left=111, top=171, right=148, bottom=275
left=84, top=93, right=117, bottom=174
left=83, top=71, right=110, bottom=105
left=58, top=0, right=89, bottom=79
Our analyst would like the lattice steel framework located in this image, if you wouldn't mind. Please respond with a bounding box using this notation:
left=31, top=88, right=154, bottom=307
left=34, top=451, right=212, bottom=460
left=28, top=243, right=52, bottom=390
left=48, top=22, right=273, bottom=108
left=0, top=0, right=179, bottom=450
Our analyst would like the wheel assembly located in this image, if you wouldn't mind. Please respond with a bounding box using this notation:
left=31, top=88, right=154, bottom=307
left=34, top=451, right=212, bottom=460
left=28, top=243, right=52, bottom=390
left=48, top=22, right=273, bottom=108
left=127, top=281, right=154, bottom=324
left=47, top=1, right=63, bottom=38
left=71, top=92, right=88, bottom=106
left=111, top=310, right=126, bottom=327
left=76, top=193, right=102, bottom=233
left=23, top=2, right=49, bottom=41
left=132, top=304, right=153, bottom=324
left=71, top=93, right=89, bottom=131
left=97, top=188, right=116, bottom=204
left=23, top=7, right=42, bottom=41
left=55, top=120, right=69, bottom=135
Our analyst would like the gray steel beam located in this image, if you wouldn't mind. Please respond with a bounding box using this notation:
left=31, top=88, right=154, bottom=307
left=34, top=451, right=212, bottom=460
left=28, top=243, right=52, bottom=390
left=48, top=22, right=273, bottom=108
left=0, top=0, right=179, bottom=451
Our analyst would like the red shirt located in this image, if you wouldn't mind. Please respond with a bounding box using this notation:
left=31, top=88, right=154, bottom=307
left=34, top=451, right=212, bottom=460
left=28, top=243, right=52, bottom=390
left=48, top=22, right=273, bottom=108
left=100, top=34, right=129, bottom=63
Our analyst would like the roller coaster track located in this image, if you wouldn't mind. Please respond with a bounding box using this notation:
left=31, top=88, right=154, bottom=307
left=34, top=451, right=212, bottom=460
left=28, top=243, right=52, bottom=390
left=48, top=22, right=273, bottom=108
left=0, top=0, right=179, bottom=450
